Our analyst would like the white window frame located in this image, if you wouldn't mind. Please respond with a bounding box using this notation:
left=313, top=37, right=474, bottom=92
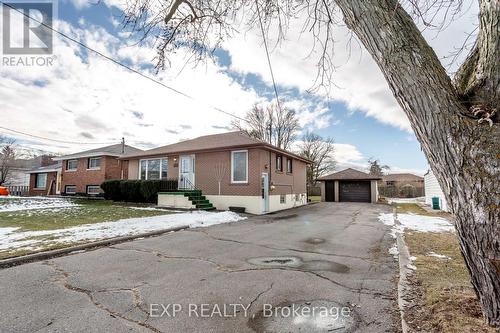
left=231, top=150, right=248, bottom=184
left=86, top=185, right=101, bottom=195
left=138, top=158, right=168, bottom=180
left=87, top=157, right=101, bottom=170
left=66, top=159, right=78, bottom=171
left=286, top=158, right=293, bottom=173
left=65, top=185, right=76, bottom=194
left=34, top=173, right=47, bottom=189
left=280, top=194, right=286, bottom=204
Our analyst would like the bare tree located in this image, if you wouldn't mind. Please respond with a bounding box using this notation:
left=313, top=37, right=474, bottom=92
left=0, top=136, right=16, bottom=186
left=298, top=132, right=335, bottom=186
left=123, top=0, right=500, bottom=325
left=213, top=162, right=227, bottom=195
left=368, top=158, right=390, bottom=177
left=232, top=102, right=300, bottom=150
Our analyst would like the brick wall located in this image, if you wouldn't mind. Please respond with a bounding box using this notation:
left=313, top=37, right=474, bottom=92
left=29, top=171, right=58, bottom=196
left=60, top=156, right=122, bottom=194
left=260, top=150, right=307, bottom=195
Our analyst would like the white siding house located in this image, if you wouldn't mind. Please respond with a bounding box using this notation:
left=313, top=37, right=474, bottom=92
left=424, top=170, right=449, bottom=212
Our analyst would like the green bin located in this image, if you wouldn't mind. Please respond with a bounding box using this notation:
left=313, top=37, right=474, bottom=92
left=432, top=197, right=440, bottom=210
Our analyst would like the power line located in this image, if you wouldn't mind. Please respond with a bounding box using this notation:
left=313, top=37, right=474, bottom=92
left=254, top=0, right=283, bottom=113
left=0, top=126, right=117, bottom=145
left=0, top=1, right=248, bottom=125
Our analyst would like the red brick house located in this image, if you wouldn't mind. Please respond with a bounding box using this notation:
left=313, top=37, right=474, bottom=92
left=121, top=131, right=311, bottom=214
left=27, top=162, right=62, bottom=196
left=53, top=144, right=142, bottom=196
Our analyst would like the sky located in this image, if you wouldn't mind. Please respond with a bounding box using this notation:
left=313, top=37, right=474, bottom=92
left=0, top=0, right=479, bottom=175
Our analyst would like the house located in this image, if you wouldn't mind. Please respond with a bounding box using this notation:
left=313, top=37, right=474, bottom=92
left=317, top=168, right=380, bottom=203
left=379, top=173, right=424, bottom=198
left=120, top=131, right=311, bottom=214
left=52, top=144, right=142, bottom=196
left=424, top=170, right=449, bottom=211
left=27, top=162, right=62, bottom=196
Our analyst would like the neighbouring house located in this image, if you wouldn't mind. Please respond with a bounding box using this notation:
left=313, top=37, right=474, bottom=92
left=317, top=168, right=380, bottom=203
left=424, top=170, right=449, bottom=211
left=120, top=131, right=311, bottom=214
left=53, top=144, right=142, bottom=196
left=27, top=162, right=62, bottom=196
left=379, top=173, right=424, bottom=198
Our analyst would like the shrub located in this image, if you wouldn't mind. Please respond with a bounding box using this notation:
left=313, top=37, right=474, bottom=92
left=100, top=179, right=177, bottom=203
left=101, top=180, right=121, bottom=200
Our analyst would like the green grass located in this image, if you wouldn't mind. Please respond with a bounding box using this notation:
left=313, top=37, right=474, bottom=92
left=395, top=202, right=450, bottom=217
left=308, top=195, right=321, bottom=203
left=0, top=199, right=171, bottom=232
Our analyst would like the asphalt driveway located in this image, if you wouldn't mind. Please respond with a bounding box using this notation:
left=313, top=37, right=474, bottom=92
left=0, top=202, right=398, bottom=333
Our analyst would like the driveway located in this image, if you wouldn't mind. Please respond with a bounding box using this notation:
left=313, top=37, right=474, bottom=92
left=0, top=203, right=398, bottom=333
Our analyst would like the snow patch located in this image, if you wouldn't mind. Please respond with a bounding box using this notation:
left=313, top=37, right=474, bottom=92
left=0, top=197, right=79, bottom=212
left=378, top=213, right=454, bottom=233
left=0, top=211, right=246, bottom=252
left=389, top=244, right=399, bottom=258
left=426, top=252, right=451, bottom=260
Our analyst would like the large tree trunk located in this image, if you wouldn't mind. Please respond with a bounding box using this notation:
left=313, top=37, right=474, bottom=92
left=333, top=0, right=500, bottom=326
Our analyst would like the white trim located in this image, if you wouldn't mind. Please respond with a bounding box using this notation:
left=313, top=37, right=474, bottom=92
left=179, top=155, right=195, bottom=188
left=66, top=159, right=78, bottom=171
left=231, top=150, right=248, bottom=184
left=138, top=157, right=168, bottom=180
left=86, top=185, right=102, bottom=195
left=64, top=185, right=77, bottom=194
left=87, top=157, right=101, bottom=170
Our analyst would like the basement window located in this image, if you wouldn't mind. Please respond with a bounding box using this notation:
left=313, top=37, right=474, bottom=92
left=280, top=194, right=286, bottom=204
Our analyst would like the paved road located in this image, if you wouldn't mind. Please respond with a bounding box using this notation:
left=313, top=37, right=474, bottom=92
left=0, top=203, right=398, bottom=333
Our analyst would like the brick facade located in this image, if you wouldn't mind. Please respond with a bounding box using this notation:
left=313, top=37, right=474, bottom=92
left=29, top=171, right=58, bottom=196
left=126, top=148, right=308, bottom=197
left=60, top=156, right=126, bottom=195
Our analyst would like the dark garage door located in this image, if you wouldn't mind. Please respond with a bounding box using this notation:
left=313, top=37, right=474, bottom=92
left=339, top=181, right=371, bottom=202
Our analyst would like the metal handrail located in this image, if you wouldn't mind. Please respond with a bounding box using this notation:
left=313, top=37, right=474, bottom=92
left=178, top=176, right=197, bottom=191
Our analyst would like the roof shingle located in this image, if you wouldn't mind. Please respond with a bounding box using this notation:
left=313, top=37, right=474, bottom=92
left=317, top=168, right=381, bottom=181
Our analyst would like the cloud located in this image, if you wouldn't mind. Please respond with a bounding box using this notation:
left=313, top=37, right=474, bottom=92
left=223, top=2, right=479, bottom=132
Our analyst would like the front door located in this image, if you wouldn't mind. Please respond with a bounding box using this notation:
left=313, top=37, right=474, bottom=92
left=261, top=173, right=269, bottom=213
left=179, top=155, right=195, bottom=189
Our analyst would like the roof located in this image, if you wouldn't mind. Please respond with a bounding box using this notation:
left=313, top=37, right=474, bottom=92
left=53, top=144, right=143, bottom=161
left=121, top=131, right=312, bottom=163
left=27, top=162, right=62, bottom=174
left=317, top=168, right=381, bottom=181
left=382, top=173, right=423, bottom=181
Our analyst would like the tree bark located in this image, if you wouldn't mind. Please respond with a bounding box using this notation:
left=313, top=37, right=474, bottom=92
left=333, top=0, right=500, bottom=326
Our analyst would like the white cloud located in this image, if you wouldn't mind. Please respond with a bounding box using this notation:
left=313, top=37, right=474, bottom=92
left=223, top=1, right=479, bottom=132
left=0, top=18, right=334, bottom=154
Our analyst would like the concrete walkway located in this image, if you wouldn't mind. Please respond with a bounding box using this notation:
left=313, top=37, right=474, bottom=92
left=0, top=203, right=399, bottom=333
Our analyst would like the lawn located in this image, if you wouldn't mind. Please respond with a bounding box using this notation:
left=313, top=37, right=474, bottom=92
left=394, top=203, right=495, bottom=333
left=0, top=197, right=169, bottom=231
left=0, top=196, right=246, bottom=260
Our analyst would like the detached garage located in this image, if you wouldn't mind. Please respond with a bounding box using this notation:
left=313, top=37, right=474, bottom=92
left=317, top=168, right=380, bottom=203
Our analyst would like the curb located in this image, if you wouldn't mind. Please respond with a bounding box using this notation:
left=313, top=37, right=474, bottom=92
left=0, top=225, right=189, bottom=269
left=394, top=207, right=410, bottom=333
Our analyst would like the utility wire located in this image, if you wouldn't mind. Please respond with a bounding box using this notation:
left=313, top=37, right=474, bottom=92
left=0, top=1, right=248, bottom=125
left=0, top=126, right=116, bottom=145
left=254, top=0, right=283, bottom=113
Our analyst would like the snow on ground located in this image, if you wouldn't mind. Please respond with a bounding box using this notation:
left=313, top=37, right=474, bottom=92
left=0, top=196, right=79, bottom=212
left=426, top=252, right=451, bottom=260
left=378, top=213, right=454, bottom=233
left=0, top=211, right=246, bottom=252
left=387, top=197, right=425, bottom=204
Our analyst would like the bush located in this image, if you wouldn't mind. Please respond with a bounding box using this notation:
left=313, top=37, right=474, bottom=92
left=101, top=180, right=121, bottom=200
left=100, top=179, right=178, bottom=203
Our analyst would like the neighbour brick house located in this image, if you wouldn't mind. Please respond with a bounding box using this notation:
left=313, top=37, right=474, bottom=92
left=121, top=131, right=311, bottom=214
left=379, top=173, right=424, bottom=198
left=27, top=163, right=62, bottom=196
left=53, top=144, right=142, bottom=195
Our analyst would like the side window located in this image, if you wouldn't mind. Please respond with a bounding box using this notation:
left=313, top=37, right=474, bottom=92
left=276, top=155, right=283, bottom=172
left=231, top=150, right=248, bottom=183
